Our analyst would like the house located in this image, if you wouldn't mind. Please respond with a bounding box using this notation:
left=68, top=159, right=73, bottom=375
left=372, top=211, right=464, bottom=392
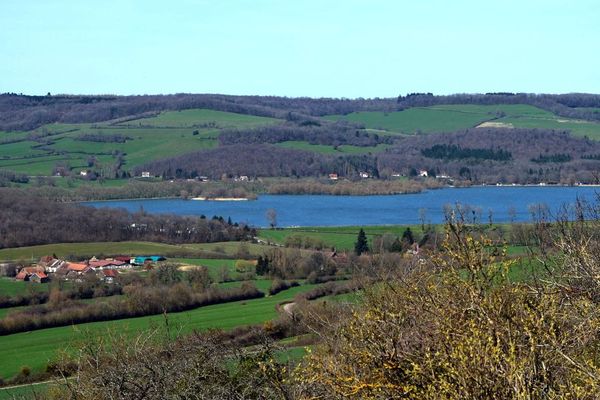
left=141, top=171, right=151, bottom=178
left=15, top=270, right=29, bottom=281
left=38, top=256, right=67, bottom=273
left=359, top=172, right=369, bottom=179
left=79, top=170, right=88, bottom=176
left=98, top=269, right=119, bottom=284
left=198, top=176, right=209, bottom=182
left=61, top=262, right=94, bottom=279
left=418, top=170, right=428, bottom=177
left=29, top=272, right=49, bottom=283
left=15, top=266, right=47, bottom=282
left=328, top=173, right=339, bottom=180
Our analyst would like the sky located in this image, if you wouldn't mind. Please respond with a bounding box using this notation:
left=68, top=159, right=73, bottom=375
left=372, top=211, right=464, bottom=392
left=1, top=0, right=599, bottom=97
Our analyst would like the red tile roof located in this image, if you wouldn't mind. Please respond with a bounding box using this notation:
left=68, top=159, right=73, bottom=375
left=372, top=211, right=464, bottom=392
left=102, top=269, right=119, bottom=278
left=15, top=271, right=28, bottom=280
left=67, top=263, right=88, bottom=272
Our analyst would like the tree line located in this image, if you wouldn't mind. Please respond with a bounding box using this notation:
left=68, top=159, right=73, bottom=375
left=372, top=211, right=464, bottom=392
left=0, top=93, right=394, bottom=131
left=0, top=188, right=254, bottom=248
left=134, top=144, right=381, bottom=180
left=3, top=92, right=600, bottom=132
left=421, top=144, right=512, bottom=161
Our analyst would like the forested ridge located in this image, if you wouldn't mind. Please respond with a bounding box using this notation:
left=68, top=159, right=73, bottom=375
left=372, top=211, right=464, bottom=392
left=0, top=189, right=254, bottom=248
left=2, top=92, right=600, bottom=186
left=2, top=92, right=600, bottom=131
left=137, top=129, right=600, bottom=184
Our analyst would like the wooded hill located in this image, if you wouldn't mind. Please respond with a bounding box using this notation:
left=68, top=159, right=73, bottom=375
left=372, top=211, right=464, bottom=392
left=1, top=92, right=600, bottom=185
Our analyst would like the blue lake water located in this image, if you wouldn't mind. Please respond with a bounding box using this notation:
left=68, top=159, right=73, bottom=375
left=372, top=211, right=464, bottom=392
left=84, top=186, right=599, bottom=227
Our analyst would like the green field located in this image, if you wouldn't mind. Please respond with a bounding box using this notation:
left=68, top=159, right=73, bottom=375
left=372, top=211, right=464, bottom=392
left=0, top=109, right=280, bottom=176
left=324, top=104, right=600, bottom=139
left=0, top=278, right=50, bottom=297
left=120, top=109, right=278, bottom=128
left=0, top=241, right=273, bottom=262
left=172, top=258, right=260, bottom=281
left=258, top=225, right=427, bottom=251
left=0, top=283, right=316, bottom=379
left=0, top=382, right=51, bottom=400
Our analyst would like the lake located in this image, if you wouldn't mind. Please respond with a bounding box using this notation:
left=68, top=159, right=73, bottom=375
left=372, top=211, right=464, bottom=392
left=85, top=186, right=599, bottom=227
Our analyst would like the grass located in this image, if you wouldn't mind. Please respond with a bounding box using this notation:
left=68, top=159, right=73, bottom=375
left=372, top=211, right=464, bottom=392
left=0, top=283, right=317, bottom=379
left=323, top=105, right=499, bottom=134
left=120, top=109, right=278, bottom=128
left=0, top=109, right=280, bottom=176
left=0, top=278, right=50, bottom=297
left=173, top=258, right=252, bottom=281
left=258, top=225, right=427, bottom=251
left=0, top=241, right=274, bottom=262
left=496, top=115, right=600, bottom=139
left=0, top=382, right=51, bottom=400
left=324, top=104, right=600, bottom=139
left=275, top=346, right=308, bottom=363
left=217, top=279, right=273, bottom=293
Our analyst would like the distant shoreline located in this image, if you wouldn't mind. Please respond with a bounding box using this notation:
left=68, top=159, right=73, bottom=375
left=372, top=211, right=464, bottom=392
left=77, top=183, right=599, bottom=204
left=191, top=197, right=251, bottom=201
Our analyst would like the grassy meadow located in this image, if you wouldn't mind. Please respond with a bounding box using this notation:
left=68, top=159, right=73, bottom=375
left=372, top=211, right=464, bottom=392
left=2, top=103, right=599, bottom=179
left=0, top=109, right=279, bottom=177
left=0, top=240, right=275, bottom=262
left=324, top=104, right=600, bottom=139
left=0, top=283, right=316, bottom=379
left=258, top=224, right=429, bottom=251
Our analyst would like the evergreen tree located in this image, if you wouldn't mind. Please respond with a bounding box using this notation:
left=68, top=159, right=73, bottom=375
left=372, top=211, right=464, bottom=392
left=354, top=228, right=369, bottom=255
left=402, top=227, right=415, bottom=244
left=255, top=255, right=270, bottom=275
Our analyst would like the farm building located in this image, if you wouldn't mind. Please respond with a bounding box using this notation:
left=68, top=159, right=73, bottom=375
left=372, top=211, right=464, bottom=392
left=38, top=256, right=67, bottom=273
left=88, top=259, right=129, bottom=270
left=29, top=272, right=49, bottom=283
left=98, top=269, right=119, bottom=284
left=66, top=262, right=89, bottom=272
left=133, top=255, right=166, bottom=265
left=15, top=266, right=48, bottom=282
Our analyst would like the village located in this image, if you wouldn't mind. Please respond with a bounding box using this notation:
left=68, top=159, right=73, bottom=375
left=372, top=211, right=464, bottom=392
left=8, top=255, right=167, bottom=285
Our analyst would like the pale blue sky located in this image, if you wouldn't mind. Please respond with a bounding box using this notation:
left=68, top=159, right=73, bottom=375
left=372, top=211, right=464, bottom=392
left=1, top=0, right=598, bottom=97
